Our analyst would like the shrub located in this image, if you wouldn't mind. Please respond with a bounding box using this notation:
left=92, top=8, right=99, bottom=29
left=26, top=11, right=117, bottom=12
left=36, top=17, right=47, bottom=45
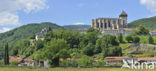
left=10, top=61, right=19, bottom=66
left=0, top=60, right=4, bottom=66
left=126, top=35, right=133, bottom=43
left=82, top=43, right=94, bottom=56
left=133, top=36, right=140, bottom=43
left=149, top=36, right=154, bottom=44
left=78, top=55, right=93, bottom=67
left=93, top=59, right=105, bottom=67
left=118, top=33, right=123, bottom=43
left=59, top=61, right=73, bottom=67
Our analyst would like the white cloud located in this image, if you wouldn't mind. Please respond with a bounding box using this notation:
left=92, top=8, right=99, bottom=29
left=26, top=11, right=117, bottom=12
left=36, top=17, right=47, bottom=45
left=18, top=0, right=49, bottom=13
left=0, top=0, right=48, bottom=26
left=140, top=0, right=156, bottom=12
left=0, top=27, right=12, bottom=33
left=0, top=12, right=19, bottom=26
left=73, top=22, right=89, bottom=25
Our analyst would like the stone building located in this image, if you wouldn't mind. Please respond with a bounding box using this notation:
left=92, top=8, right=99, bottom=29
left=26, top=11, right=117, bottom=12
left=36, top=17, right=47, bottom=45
left=92, top=11, right=127, bottom=30
left=35, top=28, right=48, bottom=40
left=91, top=11, right=133, bottom=35
left=150, top=30, right=156, bottom=36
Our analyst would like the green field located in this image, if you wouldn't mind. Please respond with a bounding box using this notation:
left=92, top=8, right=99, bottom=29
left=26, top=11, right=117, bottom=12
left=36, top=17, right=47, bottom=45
left=0, top=67, right=156, bottom=71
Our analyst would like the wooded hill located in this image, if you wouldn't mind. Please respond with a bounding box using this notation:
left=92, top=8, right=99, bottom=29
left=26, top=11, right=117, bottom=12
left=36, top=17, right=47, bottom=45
left=0, top=22, right=63, bottom=52
left=128, top=16, right=156, bottom=30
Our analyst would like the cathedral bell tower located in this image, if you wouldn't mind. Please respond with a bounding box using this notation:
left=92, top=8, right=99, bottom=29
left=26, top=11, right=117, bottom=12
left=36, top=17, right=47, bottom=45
left=119, top=11, right=128, bottom=28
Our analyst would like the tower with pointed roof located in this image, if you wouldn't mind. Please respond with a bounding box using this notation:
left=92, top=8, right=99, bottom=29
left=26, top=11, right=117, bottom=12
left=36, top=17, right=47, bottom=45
left=119, top=11, right=128, bottom=27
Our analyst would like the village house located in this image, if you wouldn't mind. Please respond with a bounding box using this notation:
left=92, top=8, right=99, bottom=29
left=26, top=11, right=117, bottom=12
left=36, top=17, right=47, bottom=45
left=9, top=56, right=36, bottom=67
left=105, top=56, right=156, bottom=66
left=23, top=58, right=35, bottom=67
left=150, top=30, right=156, bottom=36
left=105, top=57, right=137, bottom=66
left=9, top=56, right=24, bottom=63
left=105, top=57, right=124, bottom=66
left=138, top=57, right=156, bottom=64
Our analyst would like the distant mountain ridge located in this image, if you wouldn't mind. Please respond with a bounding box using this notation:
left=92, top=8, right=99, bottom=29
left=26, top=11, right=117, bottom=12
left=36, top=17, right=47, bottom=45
left=128, top=16, right=156, bottom=30
left=63, top=24, right=91, bottom=30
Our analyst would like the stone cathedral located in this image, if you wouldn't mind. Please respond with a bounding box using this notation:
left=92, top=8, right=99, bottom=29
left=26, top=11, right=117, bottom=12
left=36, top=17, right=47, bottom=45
left=92, top=11, right=128, bottom=31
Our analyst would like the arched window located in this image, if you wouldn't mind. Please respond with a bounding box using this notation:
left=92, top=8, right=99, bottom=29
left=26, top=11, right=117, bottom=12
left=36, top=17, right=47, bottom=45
left=101, top=23, right=103, bottom=28
left=108, top=20, right=111, bottom=27
left=105, top=23, right=107, bottom=28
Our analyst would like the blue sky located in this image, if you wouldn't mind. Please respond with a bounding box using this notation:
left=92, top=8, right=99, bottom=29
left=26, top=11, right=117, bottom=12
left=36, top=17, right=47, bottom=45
left=0, top=0, right=156, bottom=33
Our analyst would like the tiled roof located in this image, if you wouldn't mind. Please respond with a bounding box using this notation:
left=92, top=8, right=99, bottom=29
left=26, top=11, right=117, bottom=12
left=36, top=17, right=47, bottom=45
left=138, top=57, right=156, bottom=61
left=123, top=28, right=134, bottom=31
left=151, top=30, right=156, bottom=32
left=120, top=11, right=128, bottom=17
left=9, top=56, right=24, bottom=62
left=105, top=57, right=124, bottom=61
left=105, top=57, right=137, bottom=61
left=24, top=58, right=34, bottom=62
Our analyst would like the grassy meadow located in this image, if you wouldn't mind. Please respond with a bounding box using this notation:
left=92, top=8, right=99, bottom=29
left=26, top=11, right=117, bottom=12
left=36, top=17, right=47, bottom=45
left=0, top=67, right=156, bottom=71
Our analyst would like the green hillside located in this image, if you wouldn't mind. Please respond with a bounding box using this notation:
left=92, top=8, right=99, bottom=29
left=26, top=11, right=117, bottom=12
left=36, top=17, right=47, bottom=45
left=128, top=16, right=156, bottom=30
left=63, top=25, right=91, bottom=30
left=0, top=22, right=63, bottom=50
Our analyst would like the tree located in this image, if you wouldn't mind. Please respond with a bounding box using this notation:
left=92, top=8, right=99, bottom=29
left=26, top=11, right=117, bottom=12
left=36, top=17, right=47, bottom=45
left=101, top=35, right=119, bottom=46
left=107, top=46, right=122, bottom=56
left=149, top=36, right=154, bottom=44
left=135, top=25, right=149, bottom=35
left=10, top=39, right=31, bottom=56
left=46, top=29, right=81, bottom=48
left=133, top=36, right=140, bottom=43
left=94, top=39, right=102, bottom=53
left=43, top=39, right=70, bottom=66
left=82, top=43, right=94, bottom=56
left=4, top=43, right=9, bottom=65
left=87, top=28, right=95, bottom=32
left=82, top=32, right=98, bottom=45
left=118, top=33, right=123, bottom=43
left=44, top=31, right=54, bottom=42
left=35, top=40, right=45, bottom=50
left=29, top=34, right=35, bottom=39
left=78, top=55, right=93, bottom=67
left=98, top=35, right=121, bottom=57
left=87, top=27, right=99, bottom=33
left=48, top=27, right=52, bottom=31
left=126, top=35, right=133, bottom=43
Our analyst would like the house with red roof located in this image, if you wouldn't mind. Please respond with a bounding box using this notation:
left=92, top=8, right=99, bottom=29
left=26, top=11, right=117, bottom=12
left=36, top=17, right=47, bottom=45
left=9, top=56, right=36, bottom=67
left=138, top=57, right=156, bottom=64
left=105, top=56, right=156, bottom=66
left=9, top=56, right=24, bottom=63
left=105, top=56, right=137, bottom=66
left=150, top=30, right=156, bottom=36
